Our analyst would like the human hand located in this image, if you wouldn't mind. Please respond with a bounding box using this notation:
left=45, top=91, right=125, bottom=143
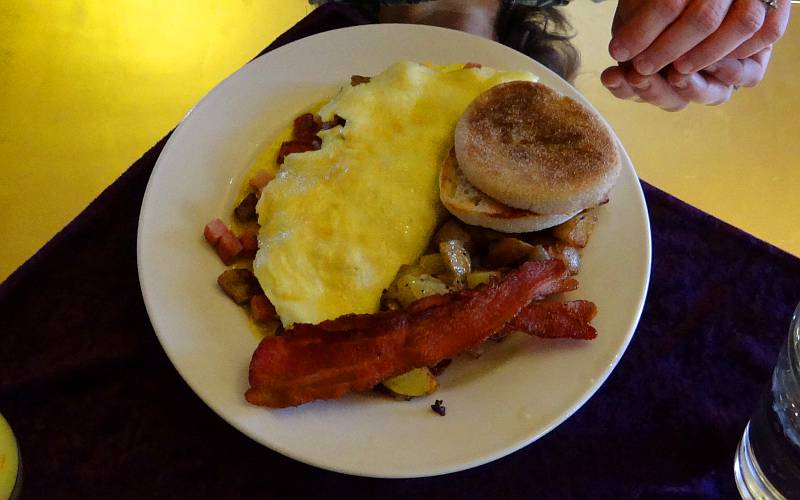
left=608, top=0, right=790, bottom=76
left=601, top=46, right=772, bottom=111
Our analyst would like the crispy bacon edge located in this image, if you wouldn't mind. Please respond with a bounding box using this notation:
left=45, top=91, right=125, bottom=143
left=505, top=300, right=597, bottom=340
left=246, top=259, right=591, bottom=408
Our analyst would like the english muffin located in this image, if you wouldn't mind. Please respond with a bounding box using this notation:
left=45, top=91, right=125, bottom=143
left=439, top=148, right=577, bottom=233
left=454, top=81, right=620, bottom=215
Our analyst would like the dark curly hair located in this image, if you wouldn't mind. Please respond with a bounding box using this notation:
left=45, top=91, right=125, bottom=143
left=310, top=0, right=580, bottom=82
left=494, top=3, right=579, bottom=82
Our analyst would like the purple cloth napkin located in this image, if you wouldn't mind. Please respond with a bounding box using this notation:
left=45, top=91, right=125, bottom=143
left=2, top=4, right=800, bottom=498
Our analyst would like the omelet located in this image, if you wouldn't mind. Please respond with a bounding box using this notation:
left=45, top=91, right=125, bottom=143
left=254, top=61, right=537, bottom=326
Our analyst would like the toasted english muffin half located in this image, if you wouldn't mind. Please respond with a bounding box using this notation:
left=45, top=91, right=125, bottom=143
left=454, top=81, right=621, bottom=215
left=439, top=149, right=577, bottom=233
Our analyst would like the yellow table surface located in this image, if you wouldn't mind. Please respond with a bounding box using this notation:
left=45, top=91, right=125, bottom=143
left=0, top=1, right=797, bottom=282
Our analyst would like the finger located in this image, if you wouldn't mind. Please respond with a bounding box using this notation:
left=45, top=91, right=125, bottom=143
left=736, top=46, right=772, bottom=86
left=673, top=0, right=766, bottom=74
left=667, top=69, right=734, bottom=104
left=700, top=59, right=745, bottom=86
left=633, top=0, right=733, bottom=75
left=611, top=5, right=624, bottom=35
left=609, top=0, right=690, bottom=62
left=703, top=46, right=772, bottom=86
left=729, top=0, right=791, bottom=58
left=601, top=66, right=639, bottom=100
left=626, top=70, right=689, bottom=111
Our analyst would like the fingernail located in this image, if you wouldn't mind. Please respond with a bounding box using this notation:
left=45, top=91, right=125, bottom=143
left=705, top=63, right=718, bottom=73
left=674, top=59, right=693, bottom=74
left=672, top=79, right=687, bottom=89
left=604, top=81, right=620, bottom=89
left=609, top=41, right=630, bottom=62
left=635, top=60, right=654, bottom=75
left=631, top=79, right=650, bottom=90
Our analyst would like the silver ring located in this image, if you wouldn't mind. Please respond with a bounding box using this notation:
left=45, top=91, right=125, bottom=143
left=760, top=0, right=778, bottom=9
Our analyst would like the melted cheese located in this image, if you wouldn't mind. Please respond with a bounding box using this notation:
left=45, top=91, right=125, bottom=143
left=254, top=61, right=537, bottom=326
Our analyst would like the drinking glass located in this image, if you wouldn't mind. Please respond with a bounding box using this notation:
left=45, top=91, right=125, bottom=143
left=735, top=301, right=800, bottom=499
left=0, top=414, right=20, bottom=500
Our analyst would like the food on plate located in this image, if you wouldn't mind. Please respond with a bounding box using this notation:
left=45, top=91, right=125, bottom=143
left=440, top=149, right=577, bottom=233
left=253, top=61, right=538, bottom=327
left=250, top=295, right=279, bottom=324
left=249, top=169, right=274, bottom=191
left=202, top=61, right=620, bottom=408
left=234, top=193, right=258, bottom=223
left=551, top=210, right=598, bottom=248
left=204, top=219, right=244, bottom=265
left=382, top=367, right=439, bottom=399
left=238, top=229, right=258, bottom=259
left=446, top=80, right=620, bottom=231
left=245, top=260, right=581, bottom=408
left=217, top=268, right=261, bottom=305
left=500, top=299, right=597, bottom=340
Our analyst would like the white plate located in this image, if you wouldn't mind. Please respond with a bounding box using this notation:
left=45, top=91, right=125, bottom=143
left=137, top=24, right=651, bottom=478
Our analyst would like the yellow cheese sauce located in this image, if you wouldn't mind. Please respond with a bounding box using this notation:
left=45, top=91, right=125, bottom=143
left=233, top=106, right=323, bottom=339
left=229, top=118, right=293, bottom=237
left=249, top=62, right=537, bottom=326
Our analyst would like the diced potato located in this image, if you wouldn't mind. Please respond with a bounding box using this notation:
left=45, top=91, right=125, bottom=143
left=484, top=238, right=549, bottom=268
left=546, top=244, right=581, bottom=274
left=552, top=210, right=598, bottom=248
left=418, top=253, right=448, bottom=275
left=383, top=264, right=422, bottom=300
left=439, top=240, right=471, bottom=289
left=382, top=367, right=439, bottom=399
left=393, top=263, right=419, bottom=280
left=466, top=271, right=501, bottom=289
left=434, top=219, right=474, bottom=254
left=217, top=268, right=261, bottom=304
left=394, top=273, right=449, bottom=307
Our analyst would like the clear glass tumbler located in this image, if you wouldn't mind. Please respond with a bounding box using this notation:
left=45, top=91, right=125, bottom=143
left=0, top=414, right=20, bottom=500
left=735, top=301, right=800, bottom=499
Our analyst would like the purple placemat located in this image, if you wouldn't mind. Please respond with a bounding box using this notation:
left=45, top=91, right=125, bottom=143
left=2, top=4, right=800, bottom=498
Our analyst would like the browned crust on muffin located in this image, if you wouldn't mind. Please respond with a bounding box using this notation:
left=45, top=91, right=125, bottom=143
left=455, top=81, right=620, bottom=214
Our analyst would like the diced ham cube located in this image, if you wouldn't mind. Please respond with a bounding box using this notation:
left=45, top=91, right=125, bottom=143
left=204, top=219, right=229, bottom=246
left=249, top=170, right=275, bottom=190
left=250, top=294, right=278, bottom=324
left=463, top=62, right=482, bottom=69
left=216, top=231, right=243, bottom=265
left=240, top=230, right=258, bottom=259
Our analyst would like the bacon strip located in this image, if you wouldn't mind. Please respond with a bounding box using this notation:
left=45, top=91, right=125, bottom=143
left=506, top=300, right=597, bottom=340
left=287, top=270, right=578, bottom=339
left=246, top=260, right=571, bottom=408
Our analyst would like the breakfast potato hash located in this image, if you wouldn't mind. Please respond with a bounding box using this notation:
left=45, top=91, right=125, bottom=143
left=203, top=107, right=597, bottom=399
left=202, top=61, right=616, bottom=408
